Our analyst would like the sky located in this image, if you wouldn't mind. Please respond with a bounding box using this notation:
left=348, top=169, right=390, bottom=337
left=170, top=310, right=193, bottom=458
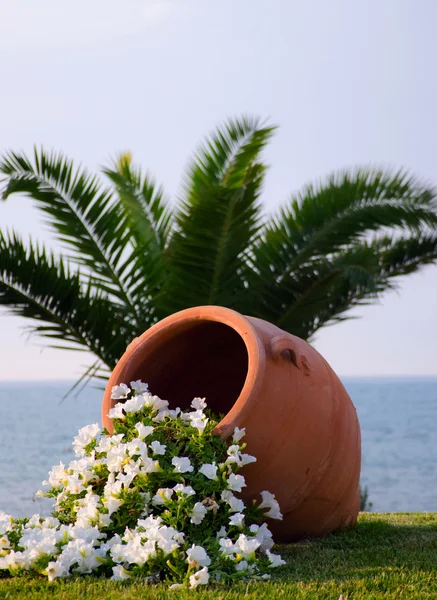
left=0, top=0, right=436, bottom=380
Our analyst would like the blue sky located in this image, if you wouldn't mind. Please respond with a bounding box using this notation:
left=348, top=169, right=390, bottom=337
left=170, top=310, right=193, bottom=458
left=0, top=0, right=436, bottom=379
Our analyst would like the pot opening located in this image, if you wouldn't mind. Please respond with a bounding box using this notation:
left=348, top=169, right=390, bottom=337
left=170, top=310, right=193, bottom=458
left=125, top=321, right=249, bottom=417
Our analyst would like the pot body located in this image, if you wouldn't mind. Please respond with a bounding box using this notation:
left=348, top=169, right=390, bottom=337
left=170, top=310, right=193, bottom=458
left=102, top=306, right=361, bottom=542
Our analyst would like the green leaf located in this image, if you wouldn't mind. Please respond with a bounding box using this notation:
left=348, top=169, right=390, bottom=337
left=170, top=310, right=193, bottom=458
left=0, top=230, right=135, bottom=367
left=0, top=148, right=147, bottom=327
left=162, top=117, right=275, bottom=313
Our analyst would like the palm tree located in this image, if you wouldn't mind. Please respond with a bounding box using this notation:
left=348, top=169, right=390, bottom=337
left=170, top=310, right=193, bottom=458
left=1, top=116, right=436, bottom=389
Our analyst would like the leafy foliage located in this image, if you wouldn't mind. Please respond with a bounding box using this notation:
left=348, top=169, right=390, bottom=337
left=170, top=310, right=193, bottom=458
left=1, top=118, right=436, bottom=385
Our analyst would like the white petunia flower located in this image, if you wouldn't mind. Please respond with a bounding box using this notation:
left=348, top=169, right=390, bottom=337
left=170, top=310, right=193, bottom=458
left=0, top=513, right=13, bottom=536
left=249, top=523, right=274, bottom=551
left=191, top=397, right=207, bottom=411
left=111, top=383, right=130, bottom=400
left=96, top=433, right=124, bottom=453
left=190, top=502, right=207, bottom=525
left=151, top=488, right=173, bottom=506
left=266, top=549, right=286, bottom=568
left=219, top=537, right=235, bottom=556
left=232, top=427, right=246, bottom=443
left=0, top=537, right=11, bottom=553
left=134, top=423, right=154, bottom=440
left=234, top=534, right=260, bottom=558
left=171, top=457, right=194, bottom=473
left=189, top=566, right=209, bottom=588
left=72, top=423, right=101, bottom=457
left=108, top=403, right=126, bottom=420
left=46, top=462, right=67, bottom=487
left=239, top=453, right=257, bottom=466
left=186, top=544, right=211, bottom=567
left=198, top=462, right=218, bottom=480
left=220, top=490, right=245, bottom=513
left=227, top=473, right=246, bottom=492
left=46, top=560, right=69, bottom=581
left=216, top=526, right=227, bottom=539
left=149, top=441, right=167, bottom=455
left=65, top=474, right=86, bottom=495
left=130, top=380, right=149, bottom=395
left=143, top=395, right=169, bottom=413
left=259, top=491, right=283, bottom=520
left=173, top=484, right=195, bottom=497
left=111, top=565, right=132, bottom=580
left=229, top=512, right=245, bottom=528
left=123, top=395, right=147, bottom=414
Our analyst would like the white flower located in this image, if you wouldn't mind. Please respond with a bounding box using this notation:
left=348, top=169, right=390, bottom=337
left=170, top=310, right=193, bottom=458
left=112, top=565, right=131, bottom=580
left=143, top=395, right=169, bottom=413
left=249, top=523, right=274, bottom=551
left=111, top=383, right=130, bottom=400
left=191, top=397, right=207, bottom=411
left=190, top=502, right=207, bottom=525
left=219, top=537, right=235, bottom=556
left=0, top=513, right=13, bottom=536
left=108, top=403, right=126, bottom=420
left=189, top=566, right=209, bottom=588
left=99, top=513, right=111, bottom=527
left=171, top=457, right=194, bottom=473
left=232, top=427, right=246, bottom=443
left=266, top=549, right=286, bottom=568
left=134, top=423, right=154, bottom=440
left=0, top=537, right=11, bottom=553
left=151, top=488, right=173, bottom=506
left=104, top=496, right=123, bottom=516
left=46, top=462, right=67, bottom=487
left=186, top=544, right=211, bottom=567
left=96, top=433, right=124, bottom=453
left=169, top=583, right=183, bottom=590
left=227, top=473, right=246, bottom=492
left=173, top=484, right=195, bottom=497
left=216, top=526, right=227, bottom=539
left=229, top=512, right=245, bottom=528
left=198, top=463, right=218, bottom=480
left=234, top=534, right=260, bottom=558
left=106, top=446, right=128, bottom=473
left=220, top=490, right=245, bottom=513
left=149, top=440, right=167, bottom=455
left=239, top=453, right=257, bottom=466
left=72, top=423, right=100, bottom=456
left=259, top=491, right=283, bottom=520
left=130, top=380, right=149, bottom=394
left=236, top=559, right=249, bottom=572
left=46, top=560, right=69, bottom=581
left=123, top=395, right=146, bottom=414
left=65, top=474, right=86, bottom=494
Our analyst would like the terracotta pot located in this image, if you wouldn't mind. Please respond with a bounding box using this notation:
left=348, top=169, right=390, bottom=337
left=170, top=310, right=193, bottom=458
left=102, top=306, right=361, bottom=542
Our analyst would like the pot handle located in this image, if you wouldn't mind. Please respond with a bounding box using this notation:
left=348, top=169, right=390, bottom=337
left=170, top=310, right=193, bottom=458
left=271, top=335, right=311, bottom=375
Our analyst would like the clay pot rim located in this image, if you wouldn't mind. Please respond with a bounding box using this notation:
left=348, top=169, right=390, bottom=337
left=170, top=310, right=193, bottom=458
left=102, top=305, right=267, bottom=439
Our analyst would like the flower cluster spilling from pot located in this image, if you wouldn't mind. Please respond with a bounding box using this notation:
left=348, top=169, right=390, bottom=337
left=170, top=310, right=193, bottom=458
left=0, top=381, right=285, bottom=588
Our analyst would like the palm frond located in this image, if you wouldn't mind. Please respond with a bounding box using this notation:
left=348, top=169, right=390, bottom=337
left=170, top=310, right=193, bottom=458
left=103, top=153, right=172, bottom=314
left=0, top=231, right=135, bottom=367
left=257, top=168, right=437, bottom=278
left=248, top=168, right=437, bottom=332
left=104, top=152, right=172, bottom=250
left=263, top=233, right=437, bottom=339
left=161, top=117, right=275, bottom=312
left=0, top=148, right=148, bottom=326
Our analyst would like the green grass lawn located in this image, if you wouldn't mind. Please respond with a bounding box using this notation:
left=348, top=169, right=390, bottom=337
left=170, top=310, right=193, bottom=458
left=1, top=513, right=436, bottom=599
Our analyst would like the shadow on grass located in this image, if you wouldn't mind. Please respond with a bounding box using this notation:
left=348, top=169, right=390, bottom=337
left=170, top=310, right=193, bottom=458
left=276, top=514, right=437, bottom=585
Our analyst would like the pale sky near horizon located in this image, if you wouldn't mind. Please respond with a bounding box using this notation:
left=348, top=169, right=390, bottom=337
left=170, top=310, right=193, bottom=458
left=0, top=0, right=436, bottom=380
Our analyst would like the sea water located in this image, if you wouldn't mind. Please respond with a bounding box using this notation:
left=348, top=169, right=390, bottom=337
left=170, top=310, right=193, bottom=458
left=0, top=378, right=436, bottom=516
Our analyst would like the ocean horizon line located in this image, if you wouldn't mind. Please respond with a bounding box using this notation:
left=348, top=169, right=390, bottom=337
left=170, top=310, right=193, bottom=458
left=0, top=375, right=436, bottom=385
